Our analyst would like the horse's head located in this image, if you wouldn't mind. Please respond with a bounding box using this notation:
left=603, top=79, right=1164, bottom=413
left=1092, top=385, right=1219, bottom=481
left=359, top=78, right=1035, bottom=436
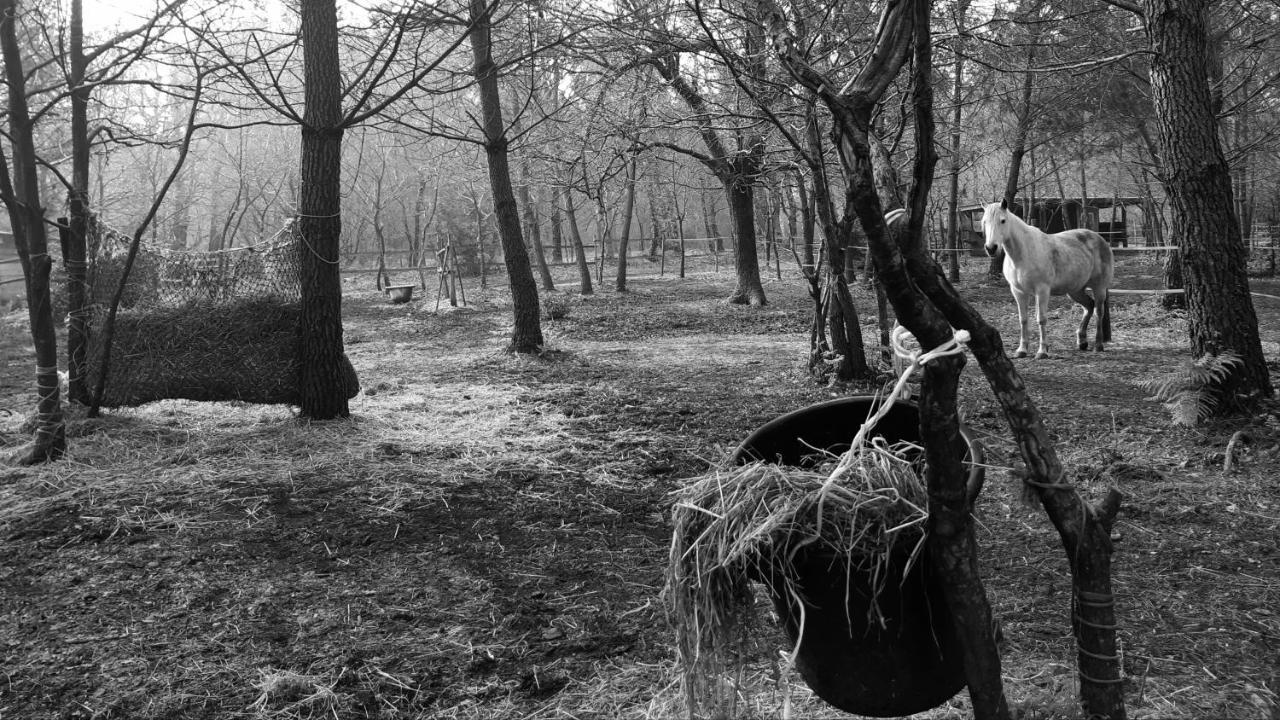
left=981, top=199, right=1011, bottom=256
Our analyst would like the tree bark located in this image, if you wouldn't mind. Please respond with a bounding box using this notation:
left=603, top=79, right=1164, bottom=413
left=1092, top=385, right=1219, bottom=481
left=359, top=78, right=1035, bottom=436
left=796, top=168, right=816, bottom=273
left=650, top=58, right=766, bottom=305
left=0, top=0, right=66, bottom=463
left=944, top=0, right=970, bottom=282
left=297, top=0, right=353, bottom=419
left=562, top=186, right=593, bottom=295
left=1143, top=0, right=1272, bottom=409
left=548, top=186, right=564, bottom=262
left=804, top=112, right=869, bottom=381
left=470, top=0, right=542, bottom=352
left=517, top=157, right=554, bottom=292
left=723, top=175, right=767, bottom=305
left=702, top=188, right=722, bottom=252
left=65, top=0, right=91, bottom=406
left=616, top=153, right=637, bottom=292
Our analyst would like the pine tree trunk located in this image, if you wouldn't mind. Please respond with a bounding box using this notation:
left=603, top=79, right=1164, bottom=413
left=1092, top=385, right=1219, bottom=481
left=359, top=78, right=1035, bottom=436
left=1144, top=0, right=1272, bottom=408
left=297, top=0, right=353, bottom=419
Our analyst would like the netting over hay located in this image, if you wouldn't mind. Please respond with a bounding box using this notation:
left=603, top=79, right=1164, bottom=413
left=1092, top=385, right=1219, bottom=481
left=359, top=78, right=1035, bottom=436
left=82, top=221, right=357, bottom=407
left=665, top=438, right=930, bottom=716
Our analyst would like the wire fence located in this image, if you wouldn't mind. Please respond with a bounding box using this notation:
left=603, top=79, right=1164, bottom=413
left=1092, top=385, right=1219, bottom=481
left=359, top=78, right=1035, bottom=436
left=0, top=256, right=23, bottom=301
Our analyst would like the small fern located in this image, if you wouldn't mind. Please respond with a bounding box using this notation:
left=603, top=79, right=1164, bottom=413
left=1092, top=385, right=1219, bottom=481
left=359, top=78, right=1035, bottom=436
left=1138, top=352, right=1243, bottom=426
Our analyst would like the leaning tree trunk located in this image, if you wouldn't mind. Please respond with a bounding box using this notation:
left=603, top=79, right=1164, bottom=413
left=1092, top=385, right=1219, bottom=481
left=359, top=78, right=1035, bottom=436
left=562, top=186, right=593, bottom=295
left=297, top=0, right=353, bottom=419
left=470, top=0, right=543, bottom=352
left=0, top=0, right=65, bottom=463
left=1143, top=0, right=1272, bottom=408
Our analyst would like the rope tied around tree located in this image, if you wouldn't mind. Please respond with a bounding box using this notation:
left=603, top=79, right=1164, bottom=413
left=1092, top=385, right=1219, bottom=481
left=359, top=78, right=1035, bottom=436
left=815, top=325, right=971, bottom=530
left=836, top=324, right=970, bottom=473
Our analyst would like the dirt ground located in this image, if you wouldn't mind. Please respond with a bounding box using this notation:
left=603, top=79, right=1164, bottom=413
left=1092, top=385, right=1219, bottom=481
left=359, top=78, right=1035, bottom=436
left=1, top=256, right=1278, bottom=719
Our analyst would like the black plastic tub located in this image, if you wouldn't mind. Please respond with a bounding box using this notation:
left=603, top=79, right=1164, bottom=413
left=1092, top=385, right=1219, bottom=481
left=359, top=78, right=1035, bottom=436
left=730, top=396, right=973, bottom=717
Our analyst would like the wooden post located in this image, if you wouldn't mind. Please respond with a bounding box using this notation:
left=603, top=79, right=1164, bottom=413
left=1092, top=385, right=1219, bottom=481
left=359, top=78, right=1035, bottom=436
left=452, top=244, right=466, bottom=306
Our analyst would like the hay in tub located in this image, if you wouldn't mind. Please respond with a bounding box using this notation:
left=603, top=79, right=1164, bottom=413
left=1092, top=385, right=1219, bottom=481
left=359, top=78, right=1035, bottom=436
left=665, top=436, right=930, bottom=717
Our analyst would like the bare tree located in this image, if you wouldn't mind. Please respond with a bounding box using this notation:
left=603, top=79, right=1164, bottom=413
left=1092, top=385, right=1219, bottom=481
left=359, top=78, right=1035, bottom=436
left=0, top=0, right=64, bottom=463
left=759, top=0, right=1127, bottom=716
left=469, top=0, right=543, bottom=351
left=612, top=0, right=769, bottom=305
left=199, top=0, right=484, bottom=411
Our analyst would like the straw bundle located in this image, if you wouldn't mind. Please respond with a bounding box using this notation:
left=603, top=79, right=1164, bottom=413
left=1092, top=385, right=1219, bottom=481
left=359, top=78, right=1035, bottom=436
left=665, top=437, right=930, bottom=717
left=86, top=299, right=359, bottom=407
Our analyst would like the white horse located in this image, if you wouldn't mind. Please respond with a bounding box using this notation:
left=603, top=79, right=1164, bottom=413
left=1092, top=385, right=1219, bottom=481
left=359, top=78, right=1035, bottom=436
left=981, top=199, right=1113, bottom=358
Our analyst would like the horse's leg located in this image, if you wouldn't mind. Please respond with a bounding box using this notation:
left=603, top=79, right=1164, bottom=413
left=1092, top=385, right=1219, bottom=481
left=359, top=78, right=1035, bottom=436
left=1068, top=289, right=1095, bottom=350
left=1034, top=285, right=1052, bottom=358
left=1093, top=286, right=1109, bottom=351
left=1011, top=288, right=1032, bottom=358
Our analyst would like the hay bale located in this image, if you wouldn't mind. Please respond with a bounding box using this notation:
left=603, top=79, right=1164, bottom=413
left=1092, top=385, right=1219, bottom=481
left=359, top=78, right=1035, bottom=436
left=86, top=299, right=359, bottom=407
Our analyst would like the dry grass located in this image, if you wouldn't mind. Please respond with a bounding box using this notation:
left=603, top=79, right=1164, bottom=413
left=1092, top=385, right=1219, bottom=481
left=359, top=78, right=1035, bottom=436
left=1, top=261, right=1278, bottom=719
left=665, top=440, right=929, bottom=718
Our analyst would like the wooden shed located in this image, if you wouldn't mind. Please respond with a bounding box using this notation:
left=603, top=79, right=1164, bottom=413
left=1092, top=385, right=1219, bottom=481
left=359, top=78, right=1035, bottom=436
left=0, top=231, right=22, bottom=302
left=958, top=197, right=1144, bottom=253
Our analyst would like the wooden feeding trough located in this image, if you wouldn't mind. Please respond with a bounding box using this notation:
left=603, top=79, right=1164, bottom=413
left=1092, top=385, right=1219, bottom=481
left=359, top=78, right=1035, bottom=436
left=384, top=284, right=416, bottom=304
left=729, top=396, right=983, bottom=717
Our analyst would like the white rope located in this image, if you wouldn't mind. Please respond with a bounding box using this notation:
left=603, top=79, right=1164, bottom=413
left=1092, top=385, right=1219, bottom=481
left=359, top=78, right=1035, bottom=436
left=803, top=324, right=973, bottom=567
left=826, top=325, right=970, bottom=485
left=96, top=219, right=295, bottom=257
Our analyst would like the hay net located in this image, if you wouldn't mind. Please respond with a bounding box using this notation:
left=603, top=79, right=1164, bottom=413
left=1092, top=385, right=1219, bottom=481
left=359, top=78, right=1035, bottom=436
left=80, top=219, right=312, bottom=407
left=86, top=220, right=302, bottom=311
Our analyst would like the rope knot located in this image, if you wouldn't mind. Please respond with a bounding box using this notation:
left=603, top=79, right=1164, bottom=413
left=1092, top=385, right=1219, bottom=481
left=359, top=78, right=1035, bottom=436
left=891, top=325, right=969, bottom=368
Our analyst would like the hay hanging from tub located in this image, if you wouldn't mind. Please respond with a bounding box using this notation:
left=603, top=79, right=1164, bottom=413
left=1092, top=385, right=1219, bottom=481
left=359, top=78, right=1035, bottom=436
left=664, top=437, right=929, bottom=718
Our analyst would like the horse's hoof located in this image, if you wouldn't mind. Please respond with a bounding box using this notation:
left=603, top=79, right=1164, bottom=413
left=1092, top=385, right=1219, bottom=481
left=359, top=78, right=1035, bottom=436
left=1036, top=352, right=1049, bottom=360
left=1078, top=342, right=1089, bottom=351
left=1015, top=350, right=1028, bottom=359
